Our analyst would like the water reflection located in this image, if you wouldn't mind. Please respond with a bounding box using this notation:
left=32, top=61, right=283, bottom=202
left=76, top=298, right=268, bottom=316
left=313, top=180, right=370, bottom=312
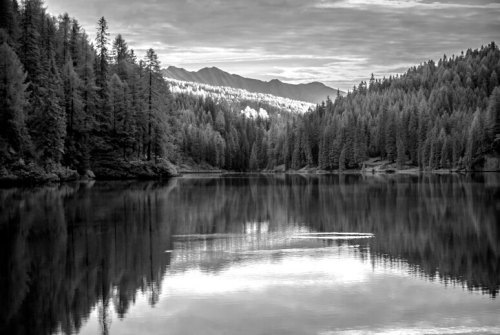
left=0, top=182, right=173, bottom=335
left=0, top=174, right=499, bottom=335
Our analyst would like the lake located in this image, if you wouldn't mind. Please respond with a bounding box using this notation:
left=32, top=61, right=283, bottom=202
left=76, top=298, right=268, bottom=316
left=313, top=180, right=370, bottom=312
left=1, top=174, right=499, bottom=335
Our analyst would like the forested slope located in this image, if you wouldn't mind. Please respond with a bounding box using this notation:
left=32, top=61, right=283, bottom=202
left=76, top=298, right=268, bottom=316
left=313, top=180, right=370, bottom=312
left=288, top=44, right=500, bottom=172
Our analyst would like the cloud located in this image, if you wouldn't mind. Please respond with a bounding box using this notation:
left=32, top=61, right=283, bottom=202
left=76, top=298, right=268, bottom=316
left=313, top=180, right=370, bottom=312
left=315, top=0, right=500, bottom=10
left=43, top=0, right=500, bottom=91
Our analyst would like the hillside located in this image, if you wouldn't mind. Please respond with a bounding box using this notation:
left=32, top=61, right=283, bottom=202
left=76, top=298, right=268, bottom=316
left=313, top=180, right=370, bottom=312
left=284, top=43, right=500, bottom=172
left=167, top=78, right=314, bottom=115
left=163, top=66, right=342, bottom=104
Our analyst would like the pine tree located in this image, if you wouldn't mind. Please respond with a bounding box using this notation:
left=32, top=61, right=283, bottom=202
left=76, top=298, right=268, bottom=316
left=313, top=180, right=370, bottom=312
left=0, top=0, right=20, bottom=46
left=34, top=57, right=66, bottom=164
left=465, top=109, right=487, bottom=169
left=302, top=131, right=313, bottom=166
left=152, top=115, right=168, bottom=163
left=95, top=16, right=110, bottom=127
left=440, top=135, right=452, bottom=168
left=0, top=42, right=31, bottom=161
left=489, top=71, right=498, bottom=95
left=385, top=111, right=397, bottom=162
left=144, top=48, right=161, bottom=161
left=249, top=142, right=258, bottom=171
left=61, top=61, right=82, bottom=138
left=407, top=104, right=419, bottom=164
left=291, top=130, right=301, bottom=169
left=69, top=19, right=81, bottom=67
left=18, top=0, right=43, bottom=85
left=61, top=60, right=83, bottom=168
left=417, top=99, right=429, bottom=168
left=112, top=34, right=129, bottom=80
left=79, top=38, right=97, bottom=169
left=396, top=136, right=406, bottom=169
left=95, top=16, right=109, bottom=85
left=428, top=127, right=440, bottom=170
left=214, top=110, right=226, bottom=134
left=318, top=134, right=326, bottom=170
left=109, top=73, right=124, bottom=134
left=339, top=145, right=347, bottom=172
left=56, top=13, right=71, bottom=66
left=488, top=87, right=500, bottom=142
left=330, top=127, right=341, bottom=169
left=283, top=127, right=293, bottom=170
left=112, top=34, right=128, bottom=63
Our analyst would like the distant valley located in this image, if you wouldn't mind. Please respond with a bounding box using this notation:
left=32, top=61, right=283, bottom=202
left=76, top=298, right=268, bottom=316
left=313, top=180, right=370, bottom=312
left=162, top=66, right=343, bottom=104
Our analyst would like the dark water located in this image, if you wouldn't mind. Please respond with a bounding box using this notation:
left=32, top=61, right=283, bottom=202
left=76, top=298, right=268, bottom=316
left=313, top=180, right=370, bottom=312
left=1, top=174, right=500, bottom=335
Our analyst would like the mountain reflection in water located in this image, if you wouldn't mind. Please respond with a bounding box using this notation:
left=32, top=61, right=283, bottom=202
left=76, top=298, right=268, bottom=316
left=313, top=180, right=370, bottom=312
left=0, top=174, right=499, bottom=335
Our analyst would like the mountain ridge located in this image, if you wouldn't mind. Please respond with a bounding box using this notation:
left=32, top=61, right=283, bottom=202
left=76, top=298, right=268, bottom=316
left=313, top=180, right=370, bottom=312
left=162, top=66, right=343, bottom=104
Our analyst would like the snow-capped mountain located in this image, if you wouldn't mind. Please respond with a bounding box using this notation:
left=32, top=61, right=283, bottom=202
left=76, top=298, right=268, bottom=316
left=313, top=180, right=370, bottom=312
left=163, top=66, right=343, bottom=104
left=166, top=78, right=315, bottom=115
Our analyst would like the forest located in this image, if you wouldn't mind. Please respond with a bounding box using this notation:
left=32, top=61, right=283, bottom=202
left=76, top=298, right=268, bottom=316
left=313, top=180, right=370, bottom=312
left=1, top=0, right=500, bottom=183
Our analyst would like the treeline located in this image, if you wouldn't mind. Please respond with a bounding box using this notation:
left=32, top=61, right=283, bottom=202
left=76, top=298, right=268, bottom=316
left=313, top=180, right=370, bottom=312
left=285, top=43, right=500, bottom=171
left=0, top=0, right=173, bottom=179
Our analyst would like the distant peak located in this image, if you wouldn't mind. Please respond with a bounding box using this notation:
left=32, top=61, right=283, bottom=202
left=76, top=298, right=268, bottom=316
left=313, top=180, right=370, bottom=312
left=166, top=65, right=183, bottom=70
left=199, top=66, right=224, bottom=72
left=163, top=65, right=340, bottom=103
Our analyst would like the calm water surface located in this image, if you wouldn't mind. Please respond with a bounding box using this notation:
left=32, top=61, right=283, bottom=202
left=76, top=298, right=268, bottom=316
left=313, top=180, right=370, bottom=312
left=1, top=174, right=499, bottom=335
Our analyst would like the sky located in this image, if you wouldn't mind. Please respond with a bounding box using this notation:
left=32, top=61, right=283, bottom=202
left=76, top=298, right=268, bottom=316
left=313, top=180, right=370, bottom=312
left=43, top=0, right=500, bottom=91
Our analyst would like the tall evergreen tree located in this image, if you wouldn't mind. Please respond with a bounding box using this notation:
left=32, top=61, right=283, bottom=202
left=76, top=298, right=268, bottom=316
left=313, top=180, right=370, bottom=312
left=0, top=42, right=31, bottom=161
left=95, top=16, right=110, bottom=126
left=144, top=48, right=161, bottom=161
left=488, top=87, right=500, bottom=141
left=249, top=142, right=258, bottom=171
left=0, top=0, right=20, bottom=46
left=33, top=56, right=66, bottom=164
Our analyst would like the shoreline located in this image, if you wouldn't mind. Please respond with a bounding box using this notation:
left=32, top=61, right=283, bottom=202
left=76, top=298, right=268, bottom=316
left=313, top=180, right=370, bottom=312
left=2, top=163, right=499, bottom=188
left=0, top=159, right=179, bottom=187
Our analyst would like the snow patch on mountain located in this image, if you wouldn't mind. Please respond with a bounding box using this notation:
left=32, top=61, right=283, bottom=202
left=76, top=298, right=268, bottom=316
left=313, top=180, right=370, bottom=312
left=166, top=78, right=314, bottom=114
left=241, top=106, right=269, bottom=119
left=163, top=66, right=344, bottom=104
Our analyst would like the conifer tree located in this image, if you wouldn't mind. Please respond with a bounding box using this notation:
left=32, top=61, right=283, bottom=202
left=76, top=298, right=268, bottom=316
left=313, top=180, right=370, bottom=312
left=249, top=142, right=258, bottom=171
left=95, top=16, right=110, bottom=128
left=61, top=61, right=82, bottom=137
left=69, top=19, right=81, bottom=67
left=34, top=56, right=66, bottom=164
left=339, top=146, right=347, bottom=172
left=385, top=112, right=397, bottom=162
left=109, top=73, right=124, bottom=134
left=396, top=136, right=405, bottom=169
left=0, top=42, right=31, bottom=161
left=144, top=48, right=161, bottom=161
left=488, top=87, right=500, bottom=141
left=18, top=0, right=42, bottom=79
left=0, top=0, right=20, bottom=46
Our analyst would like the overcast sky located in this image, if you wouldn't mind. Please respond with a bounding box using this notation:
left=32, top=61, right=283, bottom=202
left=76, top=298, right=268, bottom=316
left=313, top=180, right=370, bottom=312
left=44, top=0, right=500, bottom=91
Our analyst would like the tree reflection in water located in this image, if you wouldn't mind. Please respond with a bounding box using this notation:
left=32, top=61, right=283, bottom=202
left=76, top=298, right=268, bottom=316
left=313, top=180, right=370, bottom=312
left=0, top=174, right=498, bottom=335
